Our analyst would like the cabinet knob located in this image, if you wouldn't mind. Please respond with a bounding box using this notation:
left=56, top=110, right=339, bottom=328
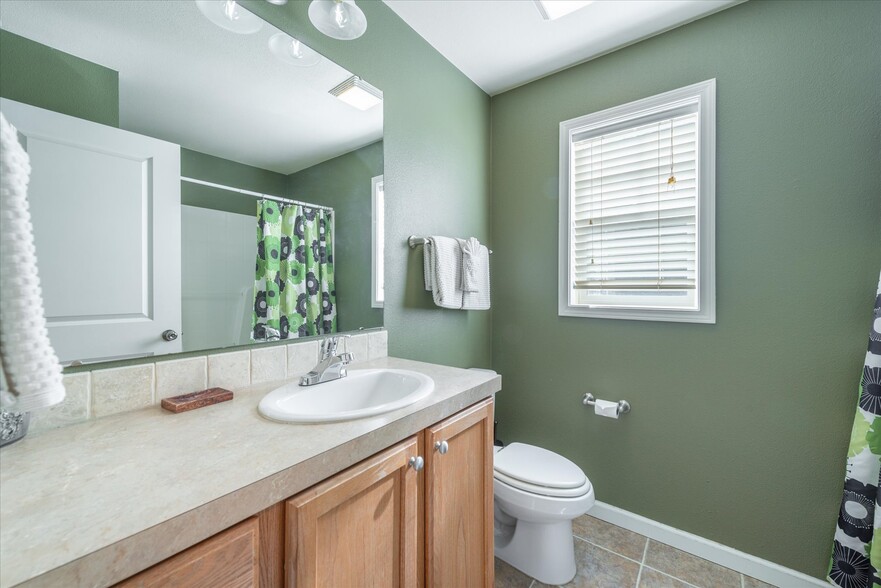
left=434, top=440, right=449, bottom=455
left=161, top=329, right=178, bottom=342
left=408, top=456, right=424, bottom=471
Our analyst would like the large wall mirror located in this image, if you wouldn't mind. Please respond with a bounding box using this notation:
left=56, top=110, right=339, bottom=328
left=0, top=0, right=383, bottom=366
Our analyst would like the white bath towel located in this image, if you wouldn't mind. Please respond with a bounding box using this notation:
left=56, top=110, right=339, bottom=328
left=461, top=240, right=491, bottom=310
left=423, top=236, right=464, bottom=309
left=0, top=112, right=65, bottom=411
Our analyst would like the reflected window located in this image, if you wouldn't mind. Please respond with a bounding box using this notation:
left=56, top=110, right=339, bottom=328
left=371, top=175, right=384, bottom=308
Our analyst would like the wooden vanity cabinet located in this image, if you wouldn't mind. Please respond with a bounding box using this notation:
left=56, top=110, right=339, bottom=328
left=113, top=398, right=494, bottom=588
left=285, top=398, right=494, bottom=588
left=424, top=399, right=494, bottom=588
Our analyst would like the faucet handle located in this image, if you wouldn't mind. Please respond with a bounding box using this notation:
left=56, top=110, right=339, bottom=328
left=339, top=352, right=354, bottom=365
left=321, top=337, right=336, bottom=358
left=321, top=335, right=352, bottom=359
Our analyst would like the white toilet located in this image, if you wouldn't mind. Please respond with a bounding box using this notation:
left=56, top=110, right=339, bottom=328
left=493, top=442, right=595, bottom=585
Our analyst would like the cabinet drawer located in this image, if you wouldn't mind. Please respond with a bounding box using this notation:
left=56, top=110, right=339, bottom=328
left=115, top=517, right=259, bottom=588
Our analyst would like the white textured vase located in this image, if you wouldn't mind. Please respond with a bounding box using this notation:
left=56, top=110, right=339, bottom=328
left=0, top=112, right=65, bottom=415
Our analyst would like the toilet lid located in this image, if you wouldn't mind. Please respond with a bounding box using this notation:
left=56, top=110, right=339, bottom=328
left=493, top=442, right=587, bottom=490
left=494, top=470, right=592, bottom=498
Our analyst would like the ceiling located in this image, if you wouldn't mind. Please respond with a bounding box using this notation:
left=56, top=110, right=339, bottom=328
left=0, top=1, right=383, bottom=175
left=384, top=0, right=742, bottom=95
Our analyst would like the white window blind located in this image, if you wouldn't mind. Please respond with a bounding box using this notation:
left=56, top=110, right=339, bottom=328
left=558, top=79, right=715, bottom=323
left=571, top=113, right=698, bottom=295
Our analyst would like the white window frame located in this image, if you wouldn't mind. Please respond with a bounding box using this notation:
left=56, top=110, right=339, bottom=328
left=371, top=174, right=384, bottom=308
left=558, top=79, right=716, bottom=324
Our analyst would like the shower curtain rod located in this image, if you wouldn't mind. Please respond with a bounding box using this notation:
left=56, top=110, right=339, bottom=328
left=181, top=176, right=334, bottom=213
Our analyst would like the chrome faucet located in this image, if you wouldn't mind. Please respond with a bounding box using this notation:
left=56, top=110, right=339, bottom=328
left=299, top=335, right=353, bottom=386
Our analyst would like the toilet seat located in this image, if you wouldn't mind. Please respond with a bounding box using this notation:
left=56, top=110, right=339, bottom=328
left=493, top=442, right=590, bottom=498
left=494, top=470, right=592, bottom=498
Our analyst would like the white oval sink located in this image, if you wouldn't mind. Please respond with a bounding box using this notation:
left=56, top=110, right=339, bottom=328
left=258, top=368, right=435, bottom=423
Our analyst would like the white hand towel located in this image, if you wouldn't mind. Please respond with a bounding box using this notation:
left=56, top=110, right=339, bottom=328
left=423, top=239, right=434, bottom=292
left=462, top=243, right=491, bottom=310
left=0, top=112, right=65, bottom=411
left=461, top=237, right=481, bottom=292
left=423, top=236, right=465, bottom=309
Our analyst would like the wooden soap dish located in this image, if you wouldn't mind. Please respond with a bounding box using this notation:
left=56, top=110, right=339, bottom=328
left=161, top=388, right=234, bottom=413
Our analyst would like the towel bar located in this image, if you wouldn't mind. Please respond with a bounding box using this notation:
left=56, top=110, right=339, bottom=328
left=408, top=235, right=493, bottom=254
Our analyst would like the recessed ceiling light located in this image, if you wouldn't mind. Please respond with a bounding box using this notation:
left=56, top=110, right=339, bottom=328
left=329, top=76, right=382, bottom=110
left=534, top=0, right=593, bottom=21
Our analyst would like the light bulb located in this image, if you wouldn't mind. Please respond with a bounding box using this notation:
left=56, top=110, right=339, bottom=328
left=223, top=0, right=239, bottom=21
left=333, top=2, right=350, bottom=29
left=289, top=40, right=303, bottom=59
left=196, top=0, right=264, bottom=34
left=268, top=33, right=322, bottom=66
left=308, top=0, right=367, bottom=40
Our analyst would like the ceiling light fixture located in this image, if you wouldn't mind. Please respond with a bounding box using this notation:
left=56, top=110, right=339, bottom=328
left=329, top=76, right=382, bottom=110
left=268, top=33, right=322, bottom=67
left=195, top=0, right=264, bottom=34
left=265, top=0, right=288, bottom=5
left=308, top=0, right=367, bottom=40
left=534, top=0, right=593, bottom=21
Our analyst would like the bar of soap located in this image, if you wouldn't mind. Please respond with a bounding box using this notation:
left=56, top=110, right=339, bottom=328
left=161, top=388, right=233, bottom=413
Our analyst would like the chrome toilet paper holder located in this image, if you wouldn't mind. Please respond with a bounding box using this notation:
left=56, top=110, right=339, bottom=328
left=582, top=393, right=631, bottom=417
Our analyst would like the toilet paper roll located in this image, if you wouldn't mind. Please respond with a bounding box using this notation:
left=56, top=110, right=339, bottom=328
left=594, top=399, right=619, bottom=419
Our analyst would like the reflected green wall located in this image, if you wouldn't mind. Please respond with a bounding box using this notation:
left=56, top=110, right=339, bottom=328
left=244, top=0, right=492, bottom=368
left=0, top=29, right=118, bottom=127
left=288, top=141, right=384, bottom=332
left=490, top=0, right=881, bottom=578
left=181, top=148, right=289, bottom=216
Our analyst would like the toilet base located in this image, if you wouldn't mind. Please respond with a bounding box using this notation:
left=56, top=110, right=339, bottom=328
left=494, top=518, right=577, bottom=585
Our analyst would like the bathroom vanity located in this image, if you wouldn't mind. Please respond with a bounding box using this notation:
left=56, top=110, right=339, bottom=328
left=0, top=358, right=499, bottom=588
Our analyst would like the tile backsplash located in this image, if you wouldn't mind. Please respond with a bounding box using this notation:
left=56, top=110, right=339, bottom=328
left=28, top=330, right=387, bottom=434
left=91, top=365, right=155, bottom=419
left=155, top=357, right=207, bottom=400
left=207, top=350, right=250, bottom=391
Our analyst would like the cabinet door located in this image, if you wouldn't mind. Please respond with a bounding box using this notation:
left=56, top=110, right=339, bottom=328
left=115, top=517, right=259, bottom=588
left=424, top=398, right=494, bottom=588
left=286, top=436, right=420, bottom=588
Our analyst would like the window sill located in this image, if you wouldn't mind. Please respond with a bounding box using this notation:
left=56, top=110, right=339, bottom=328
left=558, top=304, right=715, bottom=324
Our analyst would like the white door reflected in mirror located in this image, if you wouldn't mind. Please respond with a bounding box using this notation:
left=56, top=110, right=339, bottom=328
left=0, top=98, right=182, bottom=364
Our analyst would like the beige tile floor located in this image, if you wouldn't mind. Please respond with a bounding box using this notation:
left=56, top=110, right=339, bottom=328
left=495, top=515, right=777, bottom=588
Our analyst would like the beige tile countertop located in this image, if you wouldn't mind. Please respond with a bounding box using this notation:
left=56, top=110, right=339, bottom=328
left=0, top=357, right=501, bottom=588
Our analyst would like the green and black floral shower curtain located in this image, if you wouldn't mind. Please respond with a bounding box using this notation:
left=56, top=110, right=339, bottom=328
left=251, top=199, right=336, bottom=341
left=830, top=273, right=881, bottom=588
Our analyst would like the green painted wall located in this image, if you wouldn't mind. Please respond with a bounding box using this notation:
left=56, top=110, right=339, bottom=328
left=490, top=0, right=880, bottom=578
left=244, top=0, right=492, bottom=368
left=0, top=29, right=118, bottom=127
left=288, top=141, right=384, bottom=333
left=181, top=148, right=289, bottom=216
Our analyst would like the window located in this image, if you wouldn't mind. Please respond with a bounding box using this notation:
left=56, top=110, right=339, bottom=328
left=371, top=175, right=384, bottom=308
left=558, top=80, right=715, bottom=323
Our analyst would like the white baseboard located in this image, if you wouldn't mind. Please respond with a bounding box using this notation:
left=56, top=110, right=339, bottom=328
left=589, top=501, right=831, bottom=588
